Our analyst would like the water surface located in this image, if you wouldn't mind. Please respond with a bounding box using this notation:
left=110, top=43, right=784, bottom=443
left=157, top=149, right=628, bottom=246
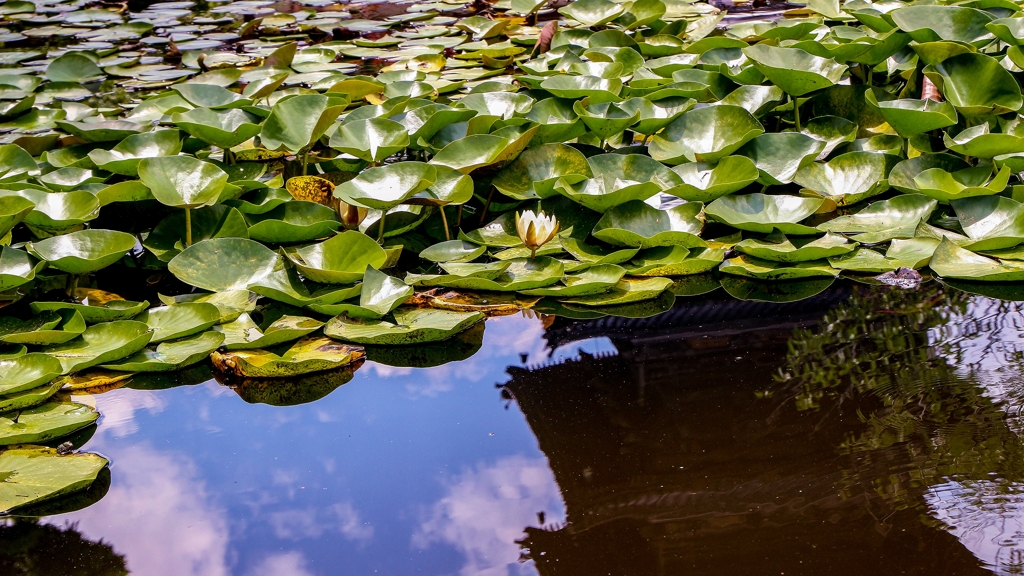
left=7, top=282, right=1024, bottom=576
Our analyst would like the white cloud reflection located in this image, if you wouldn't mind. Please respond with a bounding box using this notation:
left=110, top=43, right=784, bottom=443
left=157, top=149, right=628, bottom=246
left=55, top=444, right=231, bottom=576
left=246, top=551, right=315, bottom=576
left=413, top=455, right=564, bottom=576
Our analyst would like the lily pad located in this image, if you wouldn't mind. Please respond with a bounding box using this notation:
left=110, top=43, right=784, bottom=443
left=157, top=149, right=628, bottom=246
left=173, top=108, right=263, bottom=148
left=213, top=312, right=324, bottom=350
left=139, top=155, right=227, bottom=209
left=865, top=89, right=958, bottom=137
left=102, top=331, right=224, bottom=372
left=738, top=132, right=825, bottom=186
left=211, top=336, right=364, bottom=378
left=592, top=200, right=706, bottom=248
left=260, top=94, right=348, bottom=152
left=0, top=353, right=62, bottom=396
left=794, top=151, right=898, bottom=206
left=87, top=130, right=183, bottom=176
left=244, top=201, right=340, bottom=244
left=929, top=237, right=1024, bottom=281
left=0, top=402, right=98, bottom=446
left=706, top=193, right=823, bottom=235
left=41, top=320, right=153, bottom=374
left=0, top=310, right=85, bottom=345
left=168, top=238, right=283, bottom=292
left=662, top=156, right=760, bottom=202
left=307, top=266, right=412, bottom=318
left=324, top=307, right=483, bottom=345
left=26, top=229, right=136, bottom=275
left=735, top=231, right=856, bottom=262
left=720, top=254, right=839, bottom=280
left=135, top=303, right=220, bottom=343
left=744, top=44, right=848, bottom=97
left=518, top=264, right=626, bottom=296
left=285, top=230, right=387, bottom=284
left=492, top=144, right=592, bottom=201
left=333, top=162, right=436, bottom=210
left=624, top=246, right=726, bottom=276
left=419, top=240, right=486, bottom=263
left=950, top=195, right=1024, bottom=251
left=650, top=105, right=764, bottom=165
left=329, top=117, right=410, bottom=163
left=924, top=52, right=1023, bottom=118
left=555, top=153, right=680, bottom=212
left=0, top=246, right=44, bottom=293
left=0, top=446, right=108, bottom=514
left=557, top=276, right=673, bottom=306
left=817, top=194, right=938, bottom=243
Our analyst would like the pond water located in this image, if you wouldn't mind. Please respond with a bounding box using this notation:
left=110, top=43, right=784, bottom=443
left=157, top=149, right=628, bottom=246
left=7, top=281, right=1024, bottom=576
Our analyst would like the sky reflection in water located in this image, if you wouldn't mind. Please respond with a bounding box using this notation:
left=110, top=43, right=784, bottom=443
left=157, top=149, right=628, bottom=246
left=19, top=284, right=1024, bottom=576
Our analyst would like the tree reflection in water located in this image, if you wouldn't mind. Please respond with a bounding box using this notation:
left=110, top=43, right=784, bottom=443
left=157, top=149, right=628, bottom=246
left=0, top=519, right=126, bottom=576
left=504, top=283, right=1024, bottom=575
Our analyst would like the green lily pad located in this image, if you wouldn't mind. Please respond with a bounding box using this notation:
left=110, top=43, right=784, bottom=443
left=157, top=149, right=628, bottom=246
left=592, top=200, right=706, bottom=248
left=889, top=154, right=971, bottom=195
left=55, top=120, right=146, bottom=144
left=911, top=164, right=1010, bottom=203
left=135, top=302, right=220, bottom=343
left=333, top=162, right=435, bottom=211
left=0, top=189, right=100, bottom=237
left=407, top=257, right=564, bottom=291
left=720, top=254, right=839, bottom=280
left=0, top=195, right=33, bottom=239
left=650, top=105, right=764, bottom=164
left=0, top=379, right=61, bottom=414
left=662, top=156, right=760, bottom=202
left=0, top=402, right=98, bottom=446
left=213, top=312, right=324, bottom=350
left=212, top=336, right=364, bottom=378
left=244, top=201, right=340, bottom=244
left=735, top=231, right=856, bottom=262
left=0, top=246, right=44, bottom=292
left=738, top=132, right=826, bottom=186
left=46, top=52, right=102, bottom=83
left=87, top=130, right=183, bottom=176
left=891, top=5, right=995, bottom=45
left=260, top=94, right=348, bottom=152
left=102, top=331, right=224, bottom=372
left=555, top=153, right=680, bottom=212
left=157, top=290, right=257, bottom=324
left=431, top=127, right=538, bottom=175
left=624, top=245, right=726, bottom=276
left=817, top=194, right=938, bottom=243
left=285, top=230, right=386, bottom=284
left=943, top=123, right=1024, bottom=159
left=144, top=204, right=250, bottom=262
left=618, top=96, right=694, bottom=135
left=951, top=195, right=1024, bottom=251
left=794, top=151, right=899, bottom=206
left=0, top=446, right=108, bottom=514
left=139, top=155, right=228, bottom=209
left=172, top=83, right=248, bottom=109
left=307, top=266, right=412, bottom=318
left=325, top=307, right=483, bottom=345
left=419, top=240, right=486, bottom=263
left=800, top=115, right=858, bottom=159
left=169, top=238, right=284, bottom=292
left=0, top=353, right=62, bottom=396
left=559, top=0, right=627, bottom=26
left=329, top=117, right=410, bottom=163
left=560, top=236, right=639, bottom=265
left=492, top=143, right=592, bottom=201
left=364, top=321, right=484, bottom=368
left=42, top=320, right=153, bottom=374
left=0, top=310, right=85, bottom=345
left=26, top=229, right=135, bottom=275
left=540, top=75, right=622, bottom=104
left=865, top=89, right=958, bottom=137
left=557, top=276, right=673, bottom=306
left=744, top=44, right=848, bottom=97
left=173, top=108, right=263, bottom=148
left=518, top=264, right=626, bottom=296
left=924, top=52, right=1022, bottom=118
left=706, top=193, right=823, bottom=235
left=30, top=294, right=148, bottom=323
left=929, top=237, right=1024, bottom=281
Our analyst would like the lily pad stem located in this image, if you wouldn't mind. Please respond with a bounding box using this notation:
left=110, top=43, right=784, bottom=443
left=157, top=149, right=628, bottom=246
left=377, top=210, right=387, bottom=242
left=66, top=274, right=79, bottom=298
left=530, top=247, right=537, bottom=259
left=439, top=205, right=451, bottom=241
left=185, top=207, right=193, bottom=247
left=479, top=188, right=495, bottom=225
left=456, top=205, right=463, bottom=228
left=793, top=96, right=801, bottom=132
left=302, top=150, right=309, bottom=176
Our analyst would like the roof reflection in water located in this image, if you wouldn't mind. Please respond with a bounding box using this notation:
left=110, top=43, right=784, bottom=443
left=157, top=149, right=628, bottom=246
left=502, top=283, right=1024, bottom=576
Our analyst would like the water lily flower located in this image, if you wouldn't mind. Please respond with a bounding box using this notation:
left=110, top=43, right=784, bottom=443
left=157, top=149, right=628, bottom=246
left=334, top=199, right=368, bottom=230
left=516, top=210, right=559, bottom=259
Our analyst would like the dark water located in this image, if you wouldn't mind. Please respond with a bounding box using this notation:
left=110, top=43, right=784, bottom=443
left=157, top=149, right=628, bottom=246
left=8, top=282, right=1024, bottom=576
